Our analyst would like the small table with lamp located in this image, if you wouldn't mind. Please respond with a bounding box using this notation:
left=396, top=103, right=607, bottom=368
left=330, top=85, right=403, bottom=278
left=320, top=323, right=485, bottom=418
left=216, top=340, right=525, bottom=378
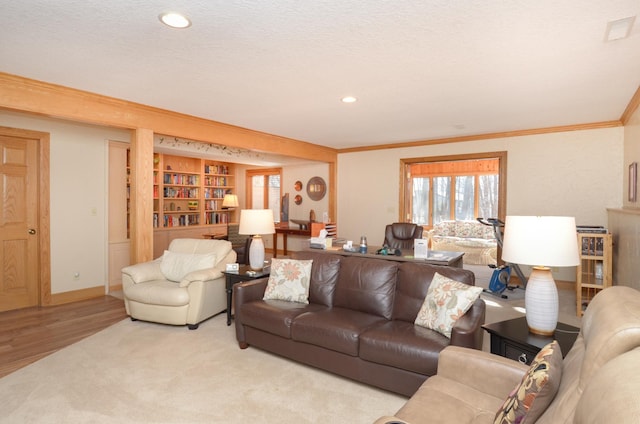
left=222, top=265, right=270, bottom=326
left=482, top=317, right=579, bottom=365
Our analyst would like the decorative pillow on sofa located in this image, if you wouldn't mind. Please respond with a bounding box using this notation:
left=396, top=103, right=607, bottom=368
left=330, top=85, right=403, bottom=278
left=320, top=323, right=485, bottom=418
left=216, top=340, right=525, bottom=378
left=263, top=258, right=313, bottom=304
left=160, top=250, right=217, bottom=282
left=494, top=340, right=563, bottom=424
left=414, top=272, right=483, bottom=338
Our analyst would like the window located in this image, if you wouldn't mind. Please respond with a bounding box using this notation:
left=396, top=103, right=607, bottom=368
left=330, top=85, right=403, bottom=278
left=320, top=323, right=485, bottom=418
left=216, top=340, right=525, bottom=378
left=402, top=153, right=506, bottom=228
left=246, top=168, right=282, bottom=221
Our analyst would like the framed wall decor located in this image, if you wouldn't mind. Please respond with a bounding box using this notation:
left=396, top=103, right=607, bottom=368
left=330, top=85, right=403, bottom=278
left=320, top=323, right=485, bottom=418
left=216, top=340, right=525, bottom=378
left=294, top=194, right=303, bottom=205
left=629, top=162, right=637, bottom=202
left=294, top=180, right=303, bottom=191
left=306, top=176, right=326, bottom=201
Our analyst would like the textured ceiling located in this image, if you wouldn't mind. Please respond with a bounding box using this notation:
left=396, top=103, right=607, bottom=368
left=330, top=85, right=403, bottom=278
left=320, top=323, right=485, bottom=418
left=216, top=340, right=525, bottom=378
left=1, top=1, right=639, bottom=150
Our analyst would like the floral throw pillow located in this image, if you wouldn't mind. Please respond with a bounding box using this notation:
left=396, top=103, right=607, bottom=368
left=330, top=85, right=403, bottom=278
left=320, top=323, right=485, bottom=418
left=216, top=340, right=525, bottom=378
left=263, top=259, right=313, bottom=304
left=494, top=341, right=563, bottom=424
left=414, top=272, right=483, bottom=338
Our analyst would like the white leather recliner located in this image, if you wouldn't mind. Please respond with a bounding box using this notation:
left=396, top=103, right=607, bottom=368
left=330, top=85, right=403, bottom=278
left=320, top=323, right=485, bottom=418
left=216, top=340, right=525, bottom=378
left=122, top=238, right=236, bottom=329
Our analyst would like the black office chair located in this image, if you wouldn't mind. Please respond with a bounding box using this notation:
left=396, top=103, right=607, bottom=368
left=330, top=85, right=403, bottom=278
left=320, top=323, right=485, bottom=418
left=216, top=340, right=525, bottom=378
left=383, top=223, right=424, bottom=250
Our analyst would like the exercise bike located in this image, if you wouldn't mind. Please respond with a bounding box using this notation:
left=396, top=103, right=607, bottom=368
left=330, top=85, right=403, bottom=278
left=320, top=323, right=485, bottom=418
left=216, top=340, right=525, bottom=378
left=477, top=217, right=527, bottom=299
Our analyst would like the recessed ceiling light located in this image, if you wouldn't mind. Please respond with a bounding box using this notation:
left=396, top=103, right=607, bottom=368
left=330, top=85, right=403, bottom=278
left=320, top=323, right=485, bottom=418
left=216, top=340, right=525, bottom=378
left=341, top=96, right=357, bottom=103
left=159, top=12, right=192, bottom=29
left=604, top=16, right=635, bottom=41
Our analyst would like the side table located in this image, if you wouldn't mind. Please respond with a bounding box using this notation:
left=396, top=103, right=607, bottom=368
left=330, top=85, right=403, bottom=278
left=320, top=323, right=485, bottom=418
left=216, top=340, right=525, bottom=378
left=222, top=265, right=270, bottom=326
left=482, top=317, right=579, bottom=365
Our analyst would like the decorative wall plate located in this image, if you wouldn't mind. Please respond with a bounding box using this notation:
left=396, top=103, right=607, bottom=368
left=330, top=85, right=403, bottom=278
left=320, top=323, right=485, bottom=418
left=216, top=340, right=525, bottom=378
left=294, top=180, right=303, bottom=191
left=306, top=176, right=326, bottom=201
left=294, top=194, right=303, bottom=205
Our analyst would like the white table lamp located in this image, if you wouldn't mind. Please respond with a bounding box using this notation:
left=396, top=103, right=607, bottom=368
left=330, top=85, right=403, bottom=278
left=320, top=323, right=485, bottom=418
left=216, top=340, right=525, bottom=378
left=238, top=209, right=276, bottom=270
left=501, top=216, right=579, bottom=335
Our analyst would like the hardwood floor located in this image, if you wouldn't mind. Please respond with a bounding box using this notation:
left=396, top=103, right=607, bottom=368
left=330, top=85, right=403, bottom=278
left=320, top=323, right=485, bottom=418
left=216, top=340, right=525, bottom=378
left=0, top=295, right=127, bottom=378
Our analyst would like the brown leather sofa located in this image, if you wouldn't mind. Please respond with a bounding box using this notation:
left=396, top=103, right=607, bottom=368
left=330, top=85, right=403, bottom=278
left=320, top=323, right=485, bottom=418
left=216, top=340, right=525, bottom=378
left=375, top=285, right=640, bottom=423
left=233, top=250, right=485, bottom=396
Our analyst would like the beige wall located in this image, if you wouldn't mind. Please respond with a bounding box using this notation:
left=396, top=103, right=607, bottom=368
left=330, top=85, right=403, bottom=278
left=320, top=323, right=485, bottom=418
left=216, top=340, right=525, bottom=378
left=0, top=110, right=130, bottom=294
left=608, top=103, right=640, bottom=289
left=338, top=127, right=624, bottom=281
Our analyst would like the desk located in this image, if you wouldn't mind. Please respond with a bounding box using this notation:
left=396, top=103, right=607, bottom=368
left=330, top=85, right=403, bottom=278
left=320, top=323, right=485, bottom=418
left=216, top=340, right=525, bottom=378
left=305, top=245, right=464, bottom=268
left=273, top=224, right=310, bottom=257
left=202, top=233, right=226, bottom=240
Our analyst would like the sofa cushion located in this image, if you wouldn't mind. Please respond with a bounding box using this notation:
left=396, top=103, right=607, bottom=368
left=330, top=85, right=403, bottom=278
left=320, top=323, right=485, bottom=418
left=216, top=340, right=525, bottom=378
left=125, top=280, right=190, bottom=306
left=160, top=250, right=217, bottom=282
left=263, top=258, right=313, bottom=303
left=360, top=320, right=450, bottom=376
left=414, top=273, right=482, bottom=338
left=291, top=251, right=341, bottom=307
left=333, top=256, right=398, bottom=319
left=393, top=262, right=476, bottom=322
left=291, top=308, right=387, bottom=356
left=494, top=340, right=563, bottom=424
left=240, top=300, right=327, bottom=339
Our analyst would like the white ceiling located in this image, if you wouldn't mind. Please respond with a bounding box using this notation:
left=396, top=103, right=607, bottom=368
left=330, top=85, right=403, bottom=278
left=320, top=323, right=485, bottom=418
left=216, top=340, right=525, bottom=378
left=1, top=1, right=639, bottom=151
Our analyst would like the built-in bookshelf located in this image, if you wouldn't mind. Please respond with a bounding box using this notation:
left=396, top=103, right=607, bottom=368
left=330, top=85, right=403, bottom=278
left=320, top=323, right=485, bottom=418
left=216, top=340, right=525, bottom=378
left=152, top=154, right=236, bottom=229
left=128, top=151, right=236, bottom=241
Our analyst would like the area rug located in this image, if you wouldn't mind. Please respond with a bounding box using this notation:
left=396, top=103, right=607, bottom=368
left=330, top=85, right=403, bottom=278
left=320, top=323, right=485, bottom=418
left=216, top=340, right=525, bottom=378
left=0, top=315, right=406, bottom=423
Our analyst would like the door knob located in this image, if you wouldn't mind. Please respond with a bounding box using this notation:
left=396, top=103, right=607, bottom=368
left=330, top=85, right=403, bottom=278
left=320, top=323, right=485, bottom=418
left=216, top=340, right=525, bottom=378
left=28, top=229, right=36, bottom=235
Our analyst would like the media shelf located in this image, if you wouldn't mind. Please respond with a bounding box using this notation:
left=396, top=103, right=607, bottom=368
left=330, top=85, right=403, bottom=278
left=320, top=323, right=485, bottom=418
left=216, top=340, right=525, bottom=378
left=576, top=233, right=612, bottom=316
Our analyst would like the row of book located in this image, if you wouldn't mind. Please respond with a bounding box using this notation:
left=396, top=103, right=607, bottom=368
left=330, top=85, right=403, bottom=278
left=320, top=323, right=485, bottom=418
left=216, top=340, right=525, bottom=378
left=203, top=176, right=231, bottom=187
left=204, top=188, right=230, bottom=199
left=205, top=212, right=230, bottom=224
left=163, top=187, right=199, bottom=198
left=164, top=173, right=199, bottom=186
left=204, top=164, right=230, bottom=175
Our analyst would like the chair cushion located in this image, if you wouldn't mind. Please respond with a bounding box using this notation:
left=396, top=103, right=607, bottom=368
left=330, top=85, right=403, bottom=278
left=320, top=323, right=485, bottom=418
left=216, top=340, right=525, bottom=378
left=263, top=258, right=313, bottom=304
left=160, top=250, right=217, bottom=282
left=494, top=340, right=563, bottom=424
left=125, top=280, right=190, bottom=306
left=414, top=272, right=482, bottom=338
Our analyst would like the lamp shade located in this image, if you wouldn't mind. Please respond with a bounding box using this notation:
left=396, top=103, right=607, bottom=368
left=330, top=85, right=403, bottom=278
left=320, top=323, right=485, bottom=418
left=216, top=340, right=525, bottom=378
left=222, top=194, right=239, bottom=208
left=238, top=209, right=276, bottom=235
left=502, top=216, right=579, bottom=267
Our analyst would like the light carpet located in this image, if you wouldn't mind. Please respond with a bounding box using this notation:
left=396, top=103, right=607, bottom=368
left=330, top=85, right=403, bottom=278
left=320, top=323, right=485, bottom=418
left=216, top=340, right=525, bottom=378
left=0, top=314, right=406, bottom=423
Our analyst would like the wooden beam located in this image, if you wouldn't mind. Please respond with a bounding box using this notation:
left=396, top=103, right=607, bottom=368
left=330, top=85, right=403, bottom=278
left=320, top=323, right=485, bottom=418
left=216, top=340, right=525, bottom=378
left=0, top=72, right=337, bottom=164
left=130, top=128, right=155, bottom=263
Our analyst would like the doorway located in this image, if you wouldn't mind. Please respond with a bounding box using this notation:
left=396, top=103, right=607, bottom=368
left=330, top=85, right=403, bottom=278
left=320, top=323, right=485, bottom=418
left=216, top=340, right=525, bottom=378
left=0, top=126, right=50, bottom=312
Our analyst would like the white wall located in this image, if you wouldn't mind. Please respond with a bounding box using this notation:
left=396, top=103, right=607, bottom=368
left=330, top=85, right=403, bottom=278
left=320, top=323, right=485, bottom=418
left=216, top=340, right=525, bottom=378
left=338, top=127, right=624, bottom=281
left=267, top=162, right=330, bottom=252
left=0, top=111, right=130, bottom=294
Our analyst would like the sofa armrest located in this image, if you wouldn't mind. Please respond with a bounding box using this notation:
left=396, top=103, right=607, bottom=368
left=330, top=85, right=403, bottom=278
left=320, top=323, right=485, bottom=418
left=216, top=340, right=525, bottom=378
left=450, top=297, right=486, bottom=350
left=179, top=268, right=224, bottom=287
left=121, top=259, right=163, bottom=285
left=437, top=346, right=528, bottom=399
left=233, top=277, right=269, bottom=345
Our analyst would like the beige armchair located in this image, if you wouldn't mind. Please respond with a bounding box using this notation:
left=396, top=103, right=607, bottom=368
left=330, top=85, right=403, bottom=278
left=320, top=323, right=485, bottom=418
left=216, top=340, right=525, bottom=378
left=122, top=238, right=236, bottom=329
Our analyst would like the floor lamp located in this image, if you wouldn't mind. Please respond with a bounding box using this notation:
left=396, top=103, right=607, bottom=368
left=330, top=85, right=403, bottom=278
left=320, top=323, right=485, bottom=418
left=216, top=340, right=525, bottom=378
left=501, top=216, right=579, bottom=335
left=238, top=209, right=276, bottom=270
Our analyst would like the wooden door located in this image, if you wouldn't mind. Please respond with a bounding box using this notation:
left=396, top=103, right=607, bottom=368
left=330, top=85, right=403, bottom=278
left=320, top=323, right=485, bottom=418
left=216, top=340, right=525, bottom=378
left=0, top=134, right=39, bottom=312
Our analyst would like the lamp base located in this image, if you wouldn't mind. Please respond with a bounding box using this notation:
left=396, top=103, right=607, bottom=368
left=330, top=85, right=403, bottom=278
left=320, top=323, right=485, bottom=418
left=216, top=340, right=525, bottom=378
left=525, top=266, right=559, bottom=336
left=248, top=235, right=265, bottom=270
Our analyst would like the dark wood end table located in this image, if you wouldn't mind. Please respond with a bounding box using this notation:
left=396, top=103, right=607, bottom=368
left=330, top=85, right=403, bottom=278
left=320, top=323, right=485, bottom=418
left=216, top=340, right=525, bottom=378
left=482, top=317, right=580, bottom=365
left=222, top=265, right=270, bottom=326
